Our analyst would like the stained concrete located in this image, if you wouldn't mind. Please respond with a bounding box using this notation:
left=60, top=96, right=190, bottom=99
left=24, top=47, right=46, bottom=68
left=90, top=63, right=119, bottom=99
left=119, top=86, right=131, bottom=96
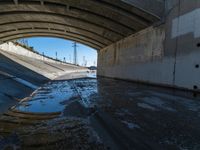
left=98, top=0, right=200, bottom=91
left=121, top=0, right=165, bottom=17
left=98, top=26, right=172, bottom=87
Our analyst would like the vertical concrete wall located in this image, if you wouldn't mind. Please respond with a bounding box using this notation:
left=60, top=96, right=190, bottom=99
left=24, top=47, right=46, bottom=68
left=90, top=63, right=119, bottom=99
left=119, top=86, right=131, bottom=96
left=98, top=0, right=200, bottom=91
left=98, top=26, right=173, bottom=86
left=165, top=0, right=200, bottom=90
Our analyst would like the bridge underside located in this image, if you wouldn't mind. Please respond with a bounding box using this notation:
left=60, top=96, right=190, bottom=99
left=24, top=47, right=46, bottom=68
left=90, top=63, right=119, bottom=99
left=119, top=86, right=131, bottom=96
left=0, top=0, right=162, bottom=50
left=1, top=1, right=200, bottom=149
left=1, top=0, right=198, bottom=92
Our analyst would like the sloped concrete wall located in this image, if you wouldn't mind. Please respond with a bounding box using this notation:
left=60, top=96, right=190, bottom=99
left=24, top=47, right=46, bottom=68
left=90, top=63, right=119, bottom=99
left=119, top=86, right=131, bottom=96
left=0, top=42, right=88, bottom=114
left=0, top=42, right=88, bottom=79
left=98, top=0, right=200, bottom=91
left=0, top=42, right=71, bottom=65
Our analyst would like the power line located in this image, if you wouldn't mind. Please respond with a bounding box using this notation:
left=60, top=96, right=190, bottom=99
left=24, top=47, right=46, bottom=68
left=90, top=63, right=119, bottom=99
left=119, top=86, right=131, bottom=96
left=17, top=38, right=29, bottom=47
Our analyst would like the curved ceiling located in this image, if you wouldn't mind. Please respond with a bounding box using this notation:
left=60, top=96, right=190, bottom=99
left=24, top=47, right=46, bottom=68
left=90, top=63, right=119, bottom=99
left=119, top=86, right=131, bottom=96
left=0, top=0, right=161, bottom=50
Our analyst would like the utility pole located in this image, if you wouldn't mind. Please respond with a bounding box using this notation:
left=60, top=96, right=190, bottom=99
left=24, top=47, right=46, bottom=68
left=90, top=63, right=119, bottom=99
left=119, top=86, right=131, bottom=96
left=83, top=56, right=86, bottom=67
left=69, top=54, right=71, bottom=63
left=72, top=42, right=78, bottom=65
left=56, top=51, right=57, bottom=60
left=42, top=52, right=44, bottom=61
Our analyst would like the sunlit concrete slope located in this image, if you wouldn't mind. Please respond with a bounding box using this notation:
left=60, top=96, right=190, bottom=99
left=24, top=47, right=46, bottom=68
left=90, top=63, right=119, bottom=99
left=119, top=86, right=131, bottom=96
left=0, top=42, right=87, bottom=80
left=0, top=42, right=87, bottom=114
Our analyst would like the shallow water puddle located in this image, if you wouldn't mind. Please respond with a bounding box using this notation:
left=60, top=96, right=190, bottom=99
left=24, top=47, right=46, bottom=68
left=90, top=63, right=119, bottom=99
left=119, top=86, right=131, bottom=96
left=13, top=81, right=76, bottom=113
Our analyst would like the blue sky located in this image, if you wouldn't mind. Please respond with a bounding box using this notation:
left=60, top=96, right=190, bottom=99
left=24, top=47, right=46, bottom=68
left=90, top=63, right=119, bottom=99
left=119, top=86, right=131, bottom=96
left=23, top=37, right=97, bottom=66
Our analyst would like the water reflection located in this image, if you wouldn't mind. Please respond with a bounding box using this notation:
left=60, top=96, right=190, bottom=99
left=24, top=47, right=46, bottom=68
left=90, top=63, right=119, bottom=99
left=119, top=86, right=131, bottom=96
left=12, top=72, right=97, bottom=113
left=13, top=81, right=76, bottom=113
left=1, top=74, right=200, bottom=149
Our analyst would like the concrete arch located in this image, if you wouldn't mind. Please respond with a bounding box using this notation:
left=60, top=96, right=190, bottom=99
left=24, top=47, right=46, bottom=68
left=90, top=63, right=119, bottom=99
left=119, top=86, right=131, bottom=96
left=0, top=13, right=123, bottom=46
left=0, top=0, right=163, bottom=50
left=0, top=24, right=111, bottom=47
left=0, top=22, right=113, bottom=44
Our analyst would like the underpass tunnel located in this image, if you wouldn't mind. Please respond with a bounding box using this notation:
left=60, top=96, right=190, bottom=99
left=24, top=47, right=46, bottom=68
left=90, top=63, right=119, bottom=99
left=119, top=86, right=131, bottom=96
left=1, top=1, right=200, bottom=150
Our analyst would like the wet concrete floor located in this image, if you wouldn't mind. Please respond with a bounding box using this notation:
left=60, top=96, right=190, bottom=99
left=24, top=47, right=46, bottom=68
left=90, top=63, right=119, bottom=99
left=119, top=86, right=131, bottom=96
left=0, top=75, right=200, bottom=150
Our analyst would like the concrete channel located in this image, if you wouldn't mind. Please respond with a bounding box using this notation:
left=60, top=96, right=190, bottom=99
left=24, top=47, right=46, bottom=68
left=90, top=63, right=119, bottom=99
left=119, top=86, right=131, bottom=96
left=1, top=75, right=200, bottom=150
left=0, top=42, right=200, bottom=150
